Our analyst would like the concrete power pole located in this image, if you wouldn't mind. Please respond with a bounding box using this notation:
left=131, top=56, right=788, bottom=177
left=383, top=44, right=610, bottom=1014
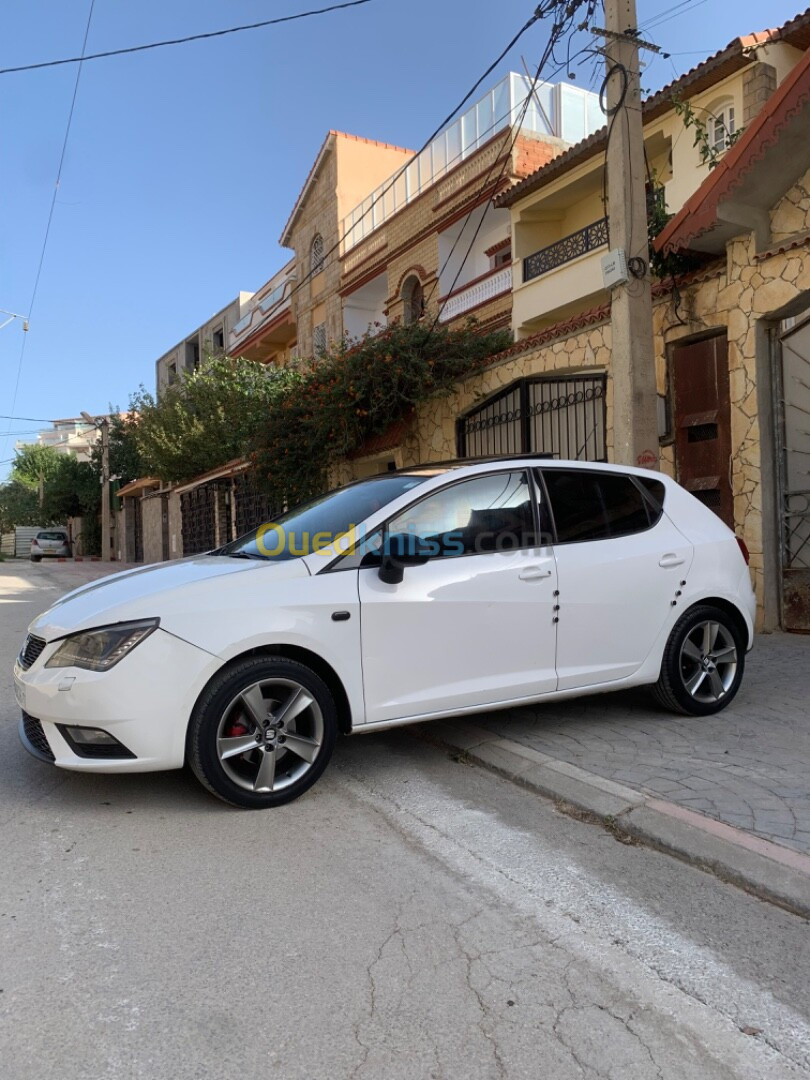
left=600, top=0, right=660, bottom=469
left=83, top=411, right=112, bottom=561
left=100, top=418, right=111, bottom=562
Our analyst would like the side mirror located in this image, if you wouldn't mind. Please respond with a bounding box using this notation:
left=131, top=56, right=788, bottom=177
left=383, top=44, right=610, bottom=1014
left=377, top=533, right=430, bottom=585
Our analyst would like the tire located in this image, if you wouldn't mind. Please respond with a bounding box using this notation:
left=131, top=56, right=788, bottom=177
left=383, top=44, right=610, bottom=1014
left=652, top=604, right=745, bottom=716
left=30, top=555, right=41, bottom=563
left=187, top=656, right=338, bottom=809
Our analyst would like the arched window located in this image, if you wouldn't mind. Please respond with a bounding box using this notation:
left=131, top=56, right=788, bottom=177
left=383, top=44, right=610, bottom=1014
left=310, top=233, right=325, bottom=275
left=402, top=275, right=424, bottom=325
left=709, top=99, right=736, bottom=155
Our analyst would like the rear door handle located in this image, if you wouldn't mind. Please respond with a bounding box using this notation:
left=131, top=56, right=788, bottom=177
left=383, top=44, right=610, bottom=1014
left=519, top=566, right=553, bottom=581
left=659, top=553, right=686, bottom=568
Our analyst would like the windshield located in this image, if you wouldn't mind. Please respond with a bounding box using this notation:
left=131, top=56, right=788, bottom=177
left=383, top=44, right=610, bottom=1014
left=218, top=473, right=437, bottom=562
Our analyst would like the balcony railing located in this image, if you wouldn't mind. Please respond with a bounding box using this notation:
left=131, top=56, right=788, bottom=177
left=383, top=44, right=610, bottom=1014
left=439, top=265, right=512, bottom=323
left=523, top=217, right=609, bottom=283
left=341, top=74, right=603, bottom=254
left=231, top=278, right=294, bottom=345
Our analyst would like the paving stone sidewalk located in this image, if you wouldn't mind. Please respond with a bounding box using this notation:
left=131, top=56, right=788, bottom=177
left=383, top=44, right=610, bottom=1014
left=469, top=634, right=810, bottom=856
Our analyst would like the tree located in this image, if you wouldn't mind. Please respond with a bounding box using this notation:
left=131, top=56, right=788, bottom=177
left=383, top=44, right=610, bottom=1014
left=0, top=480, right=41, bottom=532
left=89, top=411, right=144, bottom=487
left=11, top=444, right=64, bottom=490
left=42, top=456, right=100, bottom=522
left=254, top=319, right=512, bottom=509
left=128, top=356, right=299, bottom=484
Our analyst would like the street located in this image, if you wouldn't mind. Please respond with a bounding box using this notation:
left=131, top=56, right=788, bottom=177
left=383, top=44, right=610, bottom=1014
left=1, top=561, right=808, bottom=1079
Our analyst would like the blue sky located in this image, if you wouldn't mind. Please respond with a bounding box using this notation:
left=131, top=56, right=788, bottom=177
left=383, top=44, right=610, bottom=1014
left=1, top=0, right=806, bottom=474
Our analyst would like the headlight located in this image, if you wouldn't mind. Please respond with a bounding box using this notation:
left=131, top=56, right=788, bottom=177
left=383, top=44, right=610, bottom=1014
left=46, top=619, right=159, bottom=672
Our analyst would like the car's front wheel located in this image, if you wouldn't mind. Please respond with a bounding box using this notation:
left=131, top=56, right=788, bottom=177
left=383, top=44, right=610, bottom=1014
left=652, top=604, right=745, bottom=716
left=187, top=657, right=338, bottom=808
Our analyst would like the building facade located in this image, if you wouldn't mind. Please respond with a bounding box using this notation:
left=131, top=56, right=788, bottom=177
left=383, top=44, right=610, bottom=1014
left=369, top=14, right=810, bottom=629
left=155, top=293, right=254, bottom=394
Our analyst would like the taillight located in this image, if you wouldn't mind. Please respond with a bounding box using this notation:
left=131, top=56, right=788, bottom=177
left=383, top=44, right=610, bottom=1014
left=736, top=537, right=750, bottom=565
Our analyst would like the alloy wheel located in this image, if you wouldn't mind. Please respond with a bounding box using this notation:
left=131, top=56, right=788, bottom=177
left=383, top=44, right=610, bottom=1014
left=215, top=677, right=325, bottom=794
left=678, top=620, right=738, bottom=705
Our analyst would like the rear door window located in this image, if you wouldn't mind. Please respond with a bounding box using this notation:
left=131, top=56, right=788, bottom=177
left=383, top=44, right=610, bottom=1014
left=542, top=470, right=659, bottom=543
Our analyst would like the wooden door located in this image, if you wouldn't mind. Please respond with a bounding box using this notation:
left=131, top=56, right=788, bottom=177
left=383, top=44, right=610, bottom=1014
left=670, top=335, right=733, bottom=527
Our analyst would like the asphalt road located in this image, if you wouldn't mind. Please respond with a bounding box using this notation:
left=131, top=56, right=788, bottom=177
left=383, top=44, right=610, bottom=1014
left=1, top=561, right=808, bottom=1080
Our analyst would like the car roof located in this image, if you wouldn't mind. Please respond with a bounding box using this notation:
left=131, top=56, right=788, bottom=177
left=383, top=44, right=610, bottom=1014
left=395, top=455, right=671, bottom=482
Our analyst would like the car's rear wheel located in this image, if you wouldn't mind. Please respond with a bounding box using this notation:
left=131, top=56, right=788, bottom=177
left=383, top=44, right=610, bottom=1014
left=30, top=555, right=41, bottom=562
left=187, top=657, right=337, bottom=808
left=652, top=604, right=745, bottom=716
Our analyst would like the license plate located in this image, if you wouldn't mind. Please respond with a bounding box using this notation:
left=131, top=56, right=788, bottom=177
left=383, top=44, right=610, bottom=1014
left=13, top=672, right=26, bottom=711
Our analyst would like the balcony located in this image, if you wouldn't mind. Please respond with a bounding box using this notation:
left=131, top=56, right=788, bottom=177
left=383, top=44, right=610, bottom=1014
left=230, top=271, right=296, bottom=361
left=341, top=74, right=603, bottom=254
left=439, top=264, right=512, bottom=323
left=513, top=217, right=610, bottom=336
left=523, top=217, right=608, bottom=283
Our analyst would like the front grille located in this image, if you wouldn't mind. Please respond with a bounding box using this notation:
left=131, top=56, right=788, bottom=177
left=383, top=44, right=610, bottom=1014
left=19, top=634, right=46, bottom=670
left=22, top=713, right=55, bottom=761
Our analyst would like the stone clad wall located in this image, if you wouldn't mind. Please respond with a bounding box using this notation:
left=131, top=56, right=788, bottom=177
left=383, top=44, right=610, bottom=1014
left=398, top=320, right=615, bottom=465
left=770, top=167, right=810, bottom=242
left=141, top=495, right=165, bottom=565
left=651, top=170, right=810, bottom=617
left=338, top=174, right=810, bottom=626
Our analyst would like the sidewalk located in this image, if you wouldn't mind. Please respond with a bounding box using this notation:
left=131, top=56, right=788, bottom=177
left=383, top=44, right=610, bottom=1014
left=417, top=633, right=810, bottom=916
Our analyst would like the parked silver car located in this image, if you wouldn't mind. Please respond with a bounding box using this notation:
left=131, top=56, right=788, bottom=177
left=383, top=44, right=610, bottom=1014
left=30, top=529, right=71, bottom=562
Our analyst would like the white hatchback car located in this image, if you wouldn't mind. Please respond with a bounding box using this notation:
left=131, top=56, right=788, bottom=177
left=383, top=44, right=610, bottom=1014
left=15, top=458, right=756, bottom=809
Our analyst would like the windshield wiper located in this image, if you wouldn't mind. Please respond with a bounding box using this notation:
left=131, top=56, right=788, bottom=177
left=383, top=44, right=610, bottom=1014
left=223, top=550, right=270, bottom=561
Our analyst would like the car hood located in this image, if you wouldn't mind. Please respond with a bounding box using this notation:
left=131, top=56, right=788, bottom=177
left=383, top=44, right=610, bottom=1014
left=30, top=556, right=311, bottom=642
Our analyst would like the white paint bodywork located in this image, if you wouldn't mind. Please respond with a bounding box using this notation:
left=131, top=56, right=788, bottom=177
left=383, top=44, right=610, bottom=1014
left=14, top=459, right=756, bottom=774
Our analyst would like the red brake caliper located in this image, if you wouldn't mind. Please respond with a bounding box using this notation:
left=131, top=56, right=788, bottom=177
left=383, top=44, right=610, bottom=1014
left=224, top=718, right=250, bottom=738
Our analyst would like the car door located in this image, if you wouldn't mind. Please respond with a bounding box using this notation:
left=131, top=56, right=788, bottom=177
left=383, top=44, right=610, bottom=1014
left=358, top=470, right=559, bottom=725
left=541, top=468, right=693, bottom=690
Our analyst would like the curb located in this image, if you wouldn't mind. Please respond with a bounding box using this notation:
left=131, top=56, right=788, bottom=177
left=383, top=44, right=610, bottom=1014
left=415, top=720, right=810, bottom=919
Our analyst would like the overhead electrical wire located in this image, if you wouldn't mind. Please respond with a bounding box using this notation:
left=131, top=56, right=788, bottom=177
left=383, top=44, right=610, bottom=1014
left=0, top=0, right=374, bottom=76
left=272, top=8, right=549, bottom=321
left=1, top=0, right=95, bottom=466
left=426, top=2, right=601, bottom=330
left=0, top=414, right=52, bottom=423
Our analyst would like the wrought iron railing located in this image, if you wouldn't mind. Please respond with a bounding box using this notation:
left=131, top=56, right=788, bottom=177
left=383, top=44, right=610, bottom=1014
left=523, top=217, right=609, bottom=283
left=457, top=374, right=606, bottom=461
left=785, top=490, right=810, bottom=569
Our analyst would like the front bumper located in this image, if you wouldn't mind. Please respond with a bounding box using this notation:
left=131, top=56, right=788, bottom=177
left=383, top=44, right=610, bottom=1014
left=14, top=627, right=219, bottom=773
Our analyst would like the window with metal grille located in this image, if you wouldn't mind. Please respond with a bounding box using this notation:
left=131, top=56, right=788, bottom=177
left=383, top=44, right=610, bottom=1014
left=311, top=233, right=325, bottom=275
left=402, top=275, right=424, bottom=325
left=457, top=374, right=607, bottom=462
left=313, top=322, right=327, bottom=355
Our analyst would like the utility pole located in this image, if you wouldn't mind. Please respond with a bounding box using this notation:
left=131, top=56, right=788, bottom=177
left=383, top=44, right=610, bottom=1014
left=100, top=418, right=111, bottom=562
left=598, top=0, right=660, bottom=469
left=82, top=412, right=112, bottom=561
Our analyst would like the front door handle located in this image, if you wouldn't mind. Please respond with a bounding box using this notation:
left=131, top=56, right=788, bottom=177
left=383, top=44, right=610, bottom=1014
left=659, top=553, right=686, bottom=568
left=519, top=566, right=553, bottom=581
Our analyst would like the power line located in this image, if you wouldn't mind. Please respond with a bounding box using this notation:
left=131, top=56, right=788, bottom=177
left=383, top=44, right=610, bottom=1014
left=274, top=8, right=547, bottom=323
left=0, top=0, right=374, bottom=76
left=429, top=46, right=556, bottom=330
left=640, top=0, right=709, bottom=33
left=0, top=414, right=52, bottom=423
left=1, top=0, right=95, bottom=466
left=427, top=4, right=597, bottom=330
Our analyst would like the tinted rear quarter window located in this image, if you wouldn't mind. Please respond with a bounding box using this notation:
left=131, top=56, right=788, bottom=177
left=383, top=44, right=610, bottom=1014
left=543, top=470, right=657, bottom=543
